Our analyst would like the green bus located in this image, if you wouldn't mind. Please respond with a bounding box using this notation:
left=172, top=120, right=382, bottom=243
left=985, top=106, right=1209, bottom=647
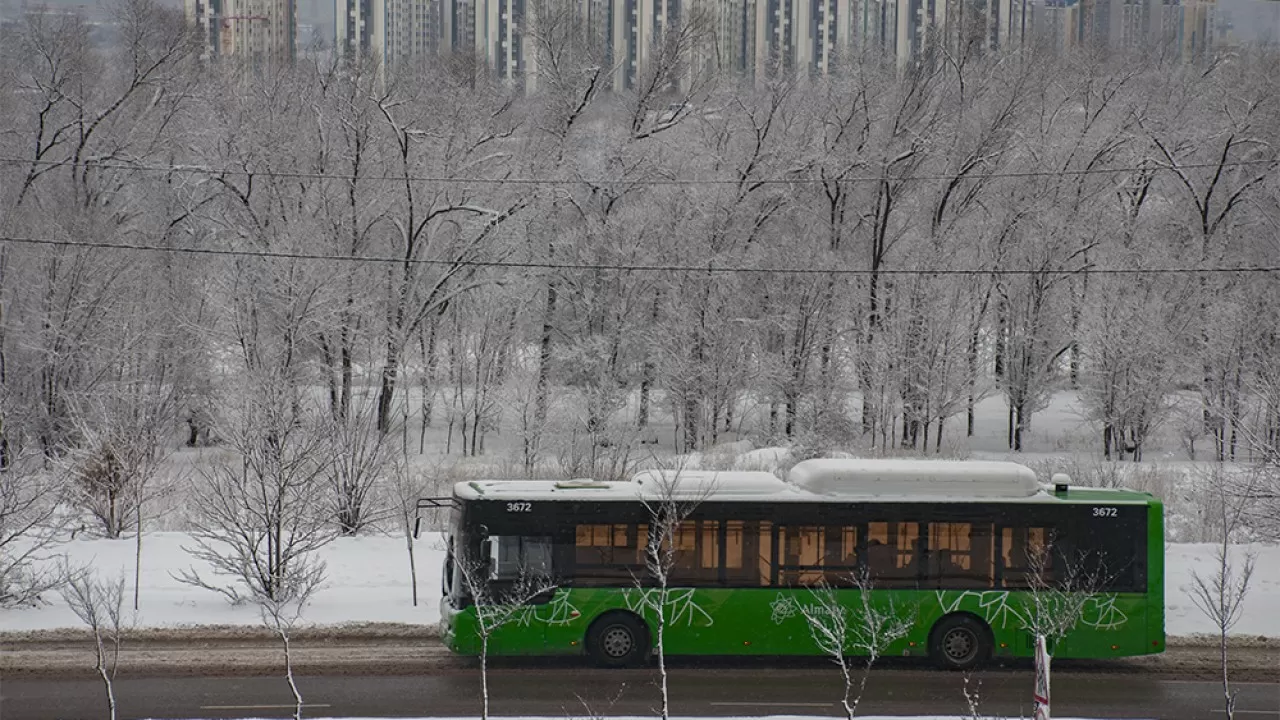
left=437, top=459, right=1164, bottom=669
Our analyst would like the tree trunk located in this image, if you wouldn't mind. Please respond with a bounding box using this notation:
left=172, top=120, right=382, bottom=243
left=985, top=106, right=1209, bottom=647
left=785, top=391, right=798, bottom=438
left=682, top=395, right=699, bottom=453
left=134, top=502, right=142, bottom=611
left=1013, top=402, right=1026, bottom=452
left=376, top=342, right=400, bottom=434
left=861, top=267, right=883, bottom=436
left=1229, top=363, right=1243, bottom=461
left=530, top=279, right=558, bottom=463
left=406, top=529, right=418, bottom=606
left=638, top=370, right=653, bottom=429
left=340, top=328, right=353, bottom=421
left=994, top=297, right=1007, bottom=379
left=967, top=325, right=980, bottom=438
left=320, top=334, right=339, bottom=417
left=94, top=635, right=117, bottom=720
left=480, top=635, right=491, bottom=720
left=418, top=323, right=436, bottom=453
left=279, top=629, right=303, bottom=720
left=638, top=291, right=659, bottom=429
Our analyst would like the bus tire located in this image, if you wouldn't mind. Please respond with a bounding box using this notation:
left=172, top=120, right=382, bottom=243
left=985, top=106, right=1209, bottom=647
left=929, top=614, right=991, bottom=671
left=586, top=612, right=649, bottom=668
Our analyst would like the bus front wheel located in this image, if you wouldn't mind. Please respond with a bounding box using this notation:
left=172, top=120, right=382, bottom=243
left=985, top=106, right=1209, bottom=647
left=929, top=614, right=991, bottom=671
left=586, top=612, right=649, bottom=668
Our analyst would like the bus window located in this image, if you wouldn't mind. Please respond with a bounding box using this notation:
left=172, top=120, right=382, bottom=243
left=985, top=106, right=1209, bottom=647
left=637, top=524, right=649, bottom=566
left=667, top=520, right=720, bottom=586
left=489, top=535, right=552, bottom=581
left=724, top=520, right=765, bottom=586
left=819, top=526, right=860, bottom=586
left=759, top=521, right=774, bottom=586
left=778, top=525, right=825, bottom=586
left=574, top=524, right=645, bottom=585
left=839, top=526, right=858, bottom=566
left=928, top=522, right=994, bottom=589
left=576, top=524, right=628, bottom=564
left=1001, top=526, right=1052, bottom=589
left=867, top=522, right=919, bottom=588
left=443, top=535, right=456, bottom=600
left=1072, top=510, right=1144, bottom=592
left=725, top=521, right=744, bottom=570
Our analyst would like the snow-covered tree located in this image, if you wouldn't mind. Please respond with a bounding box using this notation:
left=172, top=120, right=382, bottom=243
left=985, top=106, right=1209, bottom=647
left=61, top=568, right=130, bottom=720
left=258, top=564, right=324, bottom=720
left=635, top=465, right=716, bottom=720
left=1188, top=466, right=1256, bottom=720
left=799, top=569, right=914, bottom=719
left=178, top=372, right=336, bottom=604
left=456, top=549, right=557, bottom=720
left=0, top=458, right=65, bottom=606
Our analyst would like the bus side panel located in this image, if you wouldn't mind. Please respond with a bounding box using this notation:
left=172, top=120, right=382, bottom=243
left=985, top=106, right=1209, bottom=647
left=440, top=600, right=482, bottom=655
left=537, top=587, right=927, bottom=658
left=441, top=601, right=551, bottom=656
left=455, top=584, right=1157, bottom=659
left=1147, top=499, right=1165, bottom=653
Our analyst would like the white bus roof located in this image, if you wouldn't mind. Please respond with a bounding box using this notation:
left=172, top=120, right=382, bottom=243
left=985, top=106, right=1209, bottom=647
left=788, top=458, right=1039, bottom=498
left=451, top=459, right=1150, bottom=505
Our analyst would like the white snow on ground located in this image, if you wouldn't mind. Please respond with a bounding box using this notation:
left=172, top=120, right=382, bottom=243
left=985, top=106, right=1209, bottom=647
left=0, top=533, right=446, bottom=632
left=1166, top=543, right=1280, bottom=638
left=1, top=532, right=1276, bottom=639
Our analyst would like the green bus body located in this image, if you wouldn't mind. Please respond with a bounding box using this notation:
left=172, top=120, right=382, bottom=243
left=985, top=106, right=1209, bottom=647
left=438, top=475, right=1164, bottom=665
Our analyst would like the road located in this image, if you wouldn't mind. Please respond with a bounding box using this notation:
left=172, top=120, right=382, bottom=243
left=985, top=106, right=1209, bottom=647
left=3, top=666, right=1278, bottom=719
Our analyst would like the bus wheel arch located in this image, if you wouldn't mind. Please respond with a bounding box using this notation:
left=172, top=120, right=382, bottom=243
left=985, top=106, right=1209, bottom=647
left=929, top=612, right=992, bottom=671
left=585, top=611, right=650, bottom=668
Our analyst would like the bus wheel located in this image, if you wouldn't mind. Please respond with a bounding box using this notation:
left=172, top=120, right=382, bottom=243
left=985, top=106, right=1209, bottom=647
left=930, top=614, right=991, bottom=671
left=586, top=612, right=649, bottom=668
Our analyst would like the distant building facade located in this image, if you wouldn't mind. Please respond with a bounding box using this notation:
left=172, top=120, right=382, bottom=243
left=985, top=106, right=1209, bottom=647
left=186, top=0, right=296, bottom=66
left=336, top=0, right=445, bottom=66
left=184, top=0, right=1224, bottom=83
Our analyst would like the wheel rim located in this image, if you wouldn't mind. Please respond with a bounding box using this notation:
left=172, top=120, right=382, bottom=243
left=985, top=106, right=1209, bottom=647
left=601, top=625, right=635, bottom=658
left=942, top=627, right=978, bottom=664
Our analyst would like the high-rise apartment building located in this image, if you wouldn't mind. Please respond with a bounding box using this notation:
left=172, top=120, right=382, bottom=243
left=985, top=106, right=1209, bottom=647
left=1181, top=0, right=1216, bottom=56
left=337, top=0, right=446, bottom=69
left=186, top=0, right=296, bottom=66
left=385, top=0, right=443, bottom=61
left=318, top=0, right=1219, bottom=88
left=708, top=0, right=899, bottom=78
left=474, top=0, right=532, bottom=84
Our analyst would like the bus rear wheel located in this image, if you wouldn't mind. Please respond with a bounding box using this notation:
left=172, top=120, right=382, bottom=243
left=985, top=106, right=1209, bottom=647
left=930, top=614, right=991, bottom=671
left=586, top=612, right=649, bottom=668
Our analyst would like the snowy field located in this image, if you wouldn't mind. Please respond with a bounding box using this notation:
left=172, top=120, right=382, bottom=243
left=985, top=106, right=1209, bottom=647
left=3, top=531, right=1277, bottom=639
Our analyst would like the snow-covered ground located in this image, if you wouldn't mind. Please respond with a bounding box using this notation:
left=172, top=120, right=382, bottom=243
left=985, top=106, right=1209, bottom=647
left=3, top=532, right=1277, bottom=638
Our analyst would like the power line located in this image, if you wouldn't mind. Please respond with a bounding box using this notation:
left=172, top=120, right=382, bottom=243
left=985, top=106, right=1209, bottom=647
left=0, top=156, right=1274, bottom=186
left=4, top=235, right=1280, bottom=276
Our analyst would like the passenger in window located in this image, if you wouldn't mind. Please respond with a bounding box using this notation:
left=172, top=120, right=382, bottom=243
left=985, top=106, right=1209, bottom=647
left=902, top=538, right=921, bottom=576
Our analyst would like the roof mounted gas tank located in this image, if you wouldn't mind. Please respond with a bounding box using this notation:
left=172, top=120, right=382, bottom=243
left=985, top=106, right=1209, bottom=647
left=630, top=469, right=792, bottom=499
left=786, top=458, right=1040, bottom=499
